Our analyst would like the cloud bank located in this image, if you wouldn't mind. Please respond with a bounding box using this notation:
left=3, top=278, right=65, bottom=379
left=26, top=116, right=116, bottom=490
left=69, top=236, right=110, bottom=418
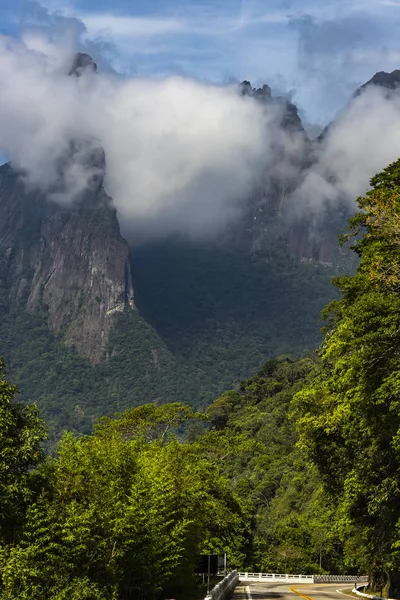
left=294, top=86, right=400, bottom=215
left=2, top=2, right=400, bottom=242
left=0, top=15, right=290, bottom=240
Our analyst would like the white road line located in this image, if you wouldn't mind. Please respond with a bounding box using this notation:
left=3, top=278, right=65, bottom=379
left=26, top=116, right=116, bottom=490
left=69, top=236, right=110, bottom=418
left=246, top=585, right=253, bottom=600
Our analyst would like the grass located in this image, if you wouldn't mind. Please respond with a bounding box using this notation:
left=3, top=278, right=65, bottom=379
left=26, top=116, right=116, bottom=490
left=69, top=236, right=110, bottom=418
left=339, top=589, right=360, bottom=598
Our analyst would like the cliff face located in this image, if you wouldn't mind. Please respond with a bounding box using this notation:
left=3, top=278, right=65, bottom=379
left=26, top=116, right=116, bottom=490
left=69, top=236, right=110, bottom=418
left=0, top=163, right=134, bottom=363
left=0, top=49, right=135, bottom=363
left=231, top=81, right=347, bottom=264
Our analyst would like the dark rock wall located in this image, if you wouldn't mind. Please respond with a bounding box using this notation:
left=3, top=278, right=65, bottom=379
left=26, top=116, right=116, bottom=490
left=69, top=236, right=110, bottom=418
left=0, top=163, right=134, bottom=363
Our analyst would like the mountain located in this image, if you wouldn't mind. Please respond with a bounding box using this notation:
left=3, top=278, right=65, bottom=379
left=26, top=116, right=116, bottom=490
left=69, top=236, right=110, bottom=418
left=0, top=162, right=134, bottom=363
left=0, top=156, right=198, bottom=440
left=2, top=59, right=394, bottom=438
left=355, top=69, right=400, bottom=96
left=0, top=63, right=195, bottom=438
left=224, top=81, right=351, bottom=266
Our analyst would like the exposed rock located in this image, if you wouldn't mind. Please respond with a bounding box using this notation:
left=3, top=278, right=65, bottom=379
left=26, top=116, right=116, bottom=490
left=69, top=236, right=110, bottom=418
left=52, top=139, right=106, bottom=198
left=68, top=53, right=98, bottom=77
left=239, top=80, right=304, bottom=134
left=232, top=81, right=341, bottom=264
left=355, top=69, right=400, bottom=96
left=0, top=51, right=136, bottom=363
left=240, top=80, right=272, bottom=101
left=0, top=164, right=135, bottom=363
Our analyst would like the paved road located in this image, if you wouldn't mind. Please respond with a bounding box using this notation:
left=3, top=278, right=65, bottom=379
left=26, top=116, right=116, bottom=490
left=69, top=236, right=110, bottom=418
left=232, top=582, right=351, bottom=600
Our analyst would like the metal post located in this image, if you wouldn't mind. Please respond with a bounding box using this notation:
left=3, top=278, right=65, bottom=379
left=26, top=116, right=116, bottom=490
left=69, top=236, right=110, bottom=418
left=224, top=553, right=227, bottom=576
left=207, top=555, right=210, bottom=595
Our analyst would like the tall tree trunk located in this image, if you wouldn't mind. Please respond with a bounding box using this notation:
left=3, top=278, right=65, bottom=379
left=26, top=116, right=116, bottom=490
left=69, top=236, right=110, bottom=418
left=369, top=570, right=387, bottom=595
left=388, top=572, right=400, bottom=599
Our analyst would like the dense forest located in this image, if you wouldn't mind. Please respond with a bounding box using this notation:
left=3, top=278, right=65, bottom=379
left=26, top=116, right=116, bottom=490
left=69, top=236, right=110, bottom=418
left=0, top=238, right=340, bottom=443
left=3, top=159, right=400, bottom=598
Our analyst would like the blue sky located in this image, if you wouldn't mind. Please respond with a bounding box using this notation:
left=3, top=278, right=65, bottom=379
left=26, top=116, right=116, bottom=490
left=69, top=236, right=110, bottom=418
left=1, top=0, right=400, bottom=122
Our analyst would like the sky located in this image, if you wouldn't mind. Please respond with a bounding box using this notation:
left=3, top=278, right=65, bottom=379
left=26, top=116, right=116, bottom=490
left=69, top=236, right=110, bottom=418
left=1, top=0, right=400, bottom=123
left=1, top=0, right=400, bottom=241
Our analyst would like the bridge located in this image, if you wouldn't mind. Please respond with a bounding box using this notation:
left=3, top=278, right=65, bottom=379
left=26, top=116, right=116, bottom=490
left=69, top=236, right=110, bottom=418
left=205, top=572, right=368, bottom=600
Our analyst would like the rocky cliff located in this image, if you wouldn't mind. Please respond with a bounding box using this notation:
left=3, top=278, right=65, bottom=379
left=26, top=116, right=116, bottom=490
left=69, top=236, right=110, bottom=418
left=0, top=162, right=134, bottom=363
left=0, top=52, right=136, bottom=363
left=230, top=81, right=347, bottom=264
left=234, top=71, right=400, bottom=265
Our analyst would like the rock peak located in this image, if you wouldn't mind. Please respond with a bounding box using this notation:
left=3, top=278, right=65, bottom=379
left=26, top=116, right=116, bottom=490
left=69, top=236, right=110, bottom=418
left=68, top=53, right=98, bottom=77
left=240, top=80, right=272, bottom=101
left=355, top=69, right=400, bottom=96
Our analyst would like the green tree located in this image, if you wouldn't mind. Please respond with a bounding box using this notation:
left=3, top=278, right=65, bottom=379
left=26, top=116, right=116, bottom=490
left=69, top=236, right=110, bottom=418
left=202, top=356, right=342, bottom=572
left=1, top=403, right=243, bottom=600
left=293, top=159, right=400, bottom=595
left=0, top=357, right=46, bottom=543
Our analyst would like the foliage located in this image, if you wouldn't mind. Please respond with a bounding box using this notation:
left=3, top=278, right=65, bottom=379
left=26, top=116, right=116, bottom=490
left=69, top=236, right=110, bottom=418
left=0, top=401, right=243, bottom=600
left=0, top=358, right=46, bottom=543
left=202, top=356, right=345, bottom=573
left=131, top=241, right=340, bottom=405
left=293, top=159, right=400, bottom=593
left=0, top=237, right=340, bottom=441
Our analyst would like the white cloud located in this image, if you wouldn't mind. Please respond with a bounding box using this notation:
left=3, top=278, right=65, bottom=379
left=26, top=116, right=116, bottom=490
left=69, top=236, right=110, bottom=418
left=0, top=32, right=287, bottom=240
left=3, top=1, right=400, bottom=243
left=292, top=86, right=400, bottom=213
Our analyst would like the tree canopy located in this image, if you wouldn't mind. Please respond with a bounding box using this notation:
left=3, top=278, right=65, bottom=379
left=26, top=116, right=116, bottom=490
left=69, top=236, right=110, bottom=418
left=293, top=159, right=400, bottom=595
left=0, top=357, right=46, bottom=543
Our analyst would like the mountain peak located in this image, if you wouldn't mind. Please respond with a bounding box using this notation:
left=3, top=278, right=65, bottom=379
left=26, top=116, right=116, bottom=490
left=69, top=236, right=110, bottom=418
left=68, top=53, right=98, bottom=77
left=240, top=80, right=272, bottom=101
left=355, top=69, right=400, bottom=96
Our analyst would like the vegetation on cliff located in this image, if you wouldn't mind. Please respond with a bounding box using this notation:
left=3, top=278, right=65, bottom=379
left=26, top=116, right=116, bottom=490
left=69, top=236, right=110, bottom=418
left=0, top=242, right=339, bottom=442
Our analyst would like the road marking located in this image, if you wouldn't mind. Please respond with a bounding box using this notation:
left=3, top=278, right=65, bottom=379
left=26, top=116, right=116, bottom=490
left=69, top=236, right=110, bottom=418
left=246, top=585, right=253, bottom=600
left=290, top=586, right=315, bottom=600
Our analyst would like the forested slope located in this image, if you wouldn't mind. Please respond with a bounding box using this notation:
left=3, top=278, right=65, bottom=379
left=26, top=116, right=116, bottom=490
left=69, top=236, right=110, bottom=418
left=131, top=241, right=340, bottom=396
left=0, top=237, right=341, bottom=441
left=2, top=159, right=400, bottom=598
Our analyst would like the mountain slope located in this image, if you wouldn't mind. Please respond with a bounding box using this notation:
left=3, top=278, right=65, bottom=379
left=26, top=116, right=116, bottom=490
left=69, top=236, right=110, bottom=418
left=0, top=162, right=134, bottom=363
left=6, top=66, right=397, bottom=437
left=0, top=160, right=194, bottom=439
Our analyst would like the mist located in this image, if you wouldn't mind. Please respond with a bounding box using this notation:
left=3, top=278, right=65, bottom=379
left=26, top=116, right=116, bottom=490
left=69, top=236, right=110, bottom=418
left=0, top=29, right=286, bottom=241
left=292, top=86, right=400, bottom=216
left=2, top=3, right=400, bottom=242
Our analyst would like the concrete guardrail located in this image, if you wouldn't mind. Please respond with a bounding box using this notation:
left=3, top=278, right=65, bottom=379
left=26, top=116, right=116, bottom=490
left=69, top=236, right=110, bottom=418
left=353, top=582, right=398, bottom=600
left=204, top=570, right=239, bottom=600
left=238, top=573, right=314, bottom=583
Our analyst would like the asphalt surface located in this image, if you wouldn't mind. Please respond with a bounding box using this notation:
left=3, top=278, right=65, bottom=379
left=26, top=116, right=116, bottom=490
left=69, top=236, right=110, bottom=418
left=232, top=582, right=351, bottom=600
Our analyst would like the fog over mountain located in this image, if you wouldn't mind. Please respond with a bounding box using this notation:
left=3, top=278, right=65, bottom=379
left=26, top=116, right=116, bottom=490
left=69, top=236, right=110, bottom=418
left=293, top=85, right=400, bottom=217
left=1, top=3, right=400, bottom=241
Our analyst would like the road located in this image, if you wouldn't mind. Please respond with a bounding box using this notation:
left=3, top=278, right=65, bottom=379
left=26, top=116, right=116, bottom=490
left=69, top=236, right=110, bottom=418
left=232, top=582, right=351, bottom=600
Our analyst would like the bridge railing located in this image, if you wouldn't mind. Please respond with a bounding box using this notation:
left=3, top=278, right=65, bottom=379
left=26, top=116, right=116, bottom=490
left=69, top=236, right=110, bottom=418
left=237, top=573, right=314, bottom=583
left=204, top=570, right=239, bottom=600
left=314, top=576, right=368, bottom=583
